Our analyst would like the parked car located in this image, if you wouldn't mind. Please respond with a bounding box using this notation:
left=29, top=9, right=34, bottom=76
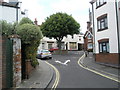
left=49, top=47, right=59, bottom=52
left=37, top=49, right=52, bottom=59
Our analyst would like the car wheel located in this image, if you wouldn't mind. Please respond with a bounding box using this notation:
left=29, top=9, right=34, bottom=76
left=49, top=57, right=52, bottom=59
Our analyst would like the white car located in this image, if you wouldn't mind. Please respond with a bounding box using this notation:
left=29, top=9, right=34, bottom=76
left=37, top=49, right=52, bottom=59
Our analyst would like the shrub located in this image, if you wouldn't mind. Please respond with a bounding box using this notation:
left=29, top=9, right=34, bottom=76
left=16, top=24, right=42, bottom=45
left=0, top=20, right=14, bottom=36
left=17, top=23, right=43, bottom=67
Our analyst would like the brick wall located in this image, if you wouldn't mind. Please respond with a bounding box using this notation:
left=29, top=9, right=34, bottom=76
left=0, top=36, right=2, bottom=89
left=96, top=53, right=119, bottom=65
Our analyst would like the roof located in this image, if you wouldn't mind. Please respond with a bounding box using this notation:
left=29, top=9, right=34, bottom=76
left=89, top=0, right=97, bottom=4
left=0, top=2, right=20, bottom=8
left=83, top=30, right=93, bottom=39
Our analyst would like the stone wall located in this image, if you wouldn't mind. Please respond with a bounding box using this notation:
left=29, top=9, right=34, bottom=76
left=0, top=35, right=22, bottom=89
left=12, top=37, right=21, bottom=87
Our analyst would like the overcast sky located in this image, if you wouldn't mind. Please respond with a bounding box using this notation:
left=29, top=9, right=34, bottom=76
left=19, top=0, right=91, bottom=33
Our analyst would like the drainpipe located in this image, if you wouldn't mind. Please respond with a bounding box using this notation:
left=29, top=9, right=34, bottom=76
left=90, top=1, right=95, bottom=55
left=16, top=2, right=19, bottom=22
left=115, top=0, right=120, bottom=65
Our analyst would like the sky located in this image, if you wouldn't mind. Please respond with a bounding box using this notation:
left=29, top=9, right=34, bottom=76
left=19, top=0, right=92, bottom=33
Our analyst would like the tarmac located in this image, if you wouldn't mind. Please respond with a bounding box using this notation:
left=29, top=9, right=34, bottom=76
left=80, top=52, right=120, bottom=83
left=17, top=51, right=120, bottom=89
left=18, top=60, right=54, bottom=89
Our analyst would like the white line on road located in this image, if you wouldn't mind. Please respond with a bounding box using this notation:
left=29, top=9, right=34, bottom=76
left=55, top=60, right=70, bottom=65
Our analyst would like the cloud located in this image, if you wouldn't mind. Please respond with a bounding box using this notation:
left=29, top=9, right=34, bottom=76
left=20, top=0, right=91, bottom=33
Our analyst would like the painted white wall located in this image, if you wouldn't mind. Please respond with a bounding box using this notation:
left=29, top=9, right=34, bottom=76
left=93, top=1, right=119, bottom=53
left=38, top=34, right=84, bottom=50
left=0, top=2, right=27, bottom=23
left=0, top=6, right=17, bottom=23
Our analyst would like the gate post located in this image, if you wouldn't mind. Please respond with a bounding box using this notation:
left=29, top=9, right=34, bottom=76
left=9, top=35, right=22, bottom=87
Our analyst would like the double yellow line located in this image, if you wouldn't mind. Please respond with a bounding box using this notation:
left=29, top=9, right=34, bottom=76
left=78, top=54, right=120, bottom=83
left=45, top=61, right=60, bottom=90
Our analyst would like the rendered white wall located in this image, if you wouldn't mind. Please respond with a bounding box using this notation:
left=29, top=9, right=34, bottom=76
left=0, top=3, right=27, bottom=23
left=93, top=1, right=119, bottom=53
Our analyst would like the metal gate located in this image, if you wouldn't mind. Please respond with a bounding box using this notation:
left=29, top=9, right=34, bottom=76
left=4, top=38, right=13, bottom=88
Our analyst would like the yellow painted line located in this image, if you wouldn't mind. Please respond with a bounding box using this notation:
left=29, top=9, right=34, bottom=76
left=45, top=61, right=60, bottom=90
left=78, top=54, right=120, bottom=83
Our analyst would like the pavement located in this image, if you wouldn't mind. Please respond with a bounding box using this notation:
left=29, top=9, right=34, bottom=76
left=18, top=60, right=54, bottom=89
left=81, top=52, right=120, bottom=82
left=17, top=51, right=120, bottom=89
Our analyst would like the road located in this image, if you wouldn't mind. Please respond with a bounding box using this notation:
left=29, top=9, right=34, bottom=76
left=47, top=51, right=119, bottom=88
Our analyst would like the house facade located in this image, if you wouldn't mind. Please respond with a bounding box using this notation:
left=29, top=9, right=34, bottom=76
left=84, top=9, right=93, bottom=52
left=90, top=0, right=120, bottom=66
left=38, top=34, right=84, bottom=51
left=0, top=0, right=28, bottom=23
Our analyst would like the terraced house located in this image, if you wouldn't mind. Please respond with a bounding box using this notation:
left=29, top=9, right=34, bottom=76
left=90, top=0, right=120, bottom=67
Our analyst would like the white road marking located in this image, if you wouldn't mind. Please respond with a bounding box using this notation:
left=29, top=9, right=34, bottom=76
left=55, top=60, right=70, bottom=65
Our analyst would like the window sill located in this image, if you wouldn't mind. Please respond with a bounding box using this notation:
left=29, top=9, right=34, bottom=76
left=99, top=52, right=109, bottom=54
left=98, top=27, right=108, bottom=32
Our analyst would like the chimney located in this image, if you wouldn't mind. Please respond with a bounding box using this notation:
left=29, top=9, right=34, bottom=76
left=87, top=21, right=91, bottom=29
left=0, top=0, right=4, bottom=3
left=34, top=18, right=38, bottom=25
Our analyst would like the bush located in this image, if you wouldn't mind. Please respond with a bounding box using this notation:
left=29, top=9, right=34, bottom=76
left=16, top=24, right=42, bottom=45
left=0, top=20, right=14, bottom=36
left=17, top=23, right=43, bottom=67
left=19, top=17, right=33, bottom=25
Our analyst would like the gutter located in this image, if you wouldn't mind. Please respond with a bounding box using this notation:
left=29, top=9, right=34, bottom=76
left=16, top=2, right=19, bottom=22
left=115, top=0, right=120, bottom=65
left=90, top=1, right=95, bottom=55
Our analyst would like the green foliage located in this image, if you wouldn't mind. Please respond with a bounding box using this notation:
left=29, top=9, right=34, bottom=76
left=41, top=12, right=80, bottom=38
left=23, top=44, right=39, bottom=67
left=0, top=20, right=14, bottom=36
left=17, top=17, right=43, bottom=67
left=16, top=24, right=43, bottom=45
left=19, top=17, right=33, bottom=25
left=41, top=12, right=80, bottom=49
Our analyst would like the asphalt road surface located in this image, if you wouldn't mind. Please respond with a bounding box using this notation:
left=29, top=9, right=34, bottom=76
left=47, top=51, right=119, bottom=89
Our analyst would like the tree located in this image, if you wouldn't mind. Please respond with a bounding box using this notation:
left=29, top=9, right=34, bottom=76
left=41, top=12, right=80, bottom=49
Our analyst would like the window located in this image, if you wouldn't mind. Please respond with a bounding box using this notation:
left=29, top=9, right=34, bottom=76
left=99, top=41, right=109, bottom=53
left=97, top=14, right=108, bottom=31
left=96, top=0, right=107, bottom=8
left=87, top=34, right=92, bottom=39
left=42, top=43, right=45, bottom=49
left=69, top=42, right=77, bottom=50
left=88, top=43, right=93, bottom=49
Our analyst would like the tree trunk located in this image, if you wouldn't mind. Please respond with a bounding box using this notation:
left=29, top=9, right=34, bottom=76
left=57, top=40, right=62, bottom=50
